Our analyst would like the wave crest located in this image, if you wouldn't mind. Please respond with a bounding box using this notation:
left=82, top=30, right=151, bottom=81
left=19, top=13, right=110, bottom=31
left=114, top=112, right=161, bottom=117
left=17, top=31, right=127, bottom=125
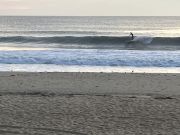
left=0, top=36, right=180, bottom=47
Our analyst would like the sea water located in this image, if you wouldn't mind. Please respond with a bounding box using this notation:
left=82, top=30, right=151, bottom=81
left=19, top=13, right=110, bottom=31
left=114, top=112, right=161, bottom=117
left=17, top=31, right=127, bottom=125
left=0, top=16, right=180, bottom=72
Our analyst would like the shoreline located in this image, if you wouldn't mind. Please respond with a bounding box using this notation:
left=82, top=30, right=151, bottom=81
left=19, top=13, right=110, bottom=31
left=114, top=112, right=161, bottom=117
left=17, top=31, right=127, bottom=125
left=0, top=65, right=180, bottom=73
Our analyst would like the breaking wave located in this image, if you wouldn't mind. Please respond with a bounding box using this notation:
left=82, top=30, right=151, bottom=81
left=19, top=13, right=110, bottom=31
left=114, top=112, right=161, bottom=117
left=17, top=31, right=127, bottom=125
left=0, top=36, right=180, bottom=45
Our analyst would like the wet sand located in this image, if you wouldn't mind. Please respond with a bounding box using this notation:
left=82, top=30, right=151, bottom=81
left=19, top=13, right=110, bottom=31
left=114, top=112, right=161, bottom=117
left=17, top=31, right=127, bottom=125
left=0, top=72, right=180, bottom=135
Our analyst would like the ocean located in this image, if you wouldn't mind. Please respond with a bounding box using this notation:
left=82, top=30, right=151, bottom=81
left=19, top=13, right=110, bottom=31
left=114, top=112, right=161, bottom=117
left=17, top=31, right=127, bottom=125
left=0, top=16, right=180, bottom=72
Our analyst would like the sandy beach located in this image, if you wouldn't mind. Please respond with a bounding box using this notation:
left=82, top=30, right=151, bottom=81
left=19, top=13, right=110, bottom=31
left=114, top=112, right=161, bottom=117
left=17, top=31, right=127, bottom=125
left=0, top=72, right=180, bottom=135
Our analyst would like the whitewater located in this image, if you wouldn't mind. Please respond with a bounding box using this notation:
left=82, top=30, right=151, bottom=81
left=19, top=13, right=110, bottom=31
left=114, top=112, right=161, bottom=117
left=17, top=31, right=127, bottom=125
left=0, top=16, right=180, bottom=71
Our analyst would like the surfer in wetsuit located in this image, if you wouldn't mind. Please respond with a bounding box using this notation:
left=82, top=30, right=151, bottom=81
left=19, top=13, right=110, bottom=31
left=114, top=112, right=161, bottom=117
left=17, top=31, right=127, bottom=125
left=130, top=32, right=134, bottom=40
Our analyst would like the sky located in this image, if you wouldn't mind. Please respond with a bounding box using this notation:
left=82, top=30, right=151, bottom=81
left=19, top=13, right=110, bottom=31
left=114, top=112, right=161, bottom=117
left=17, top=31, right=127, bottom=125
left=0, top=0, right=180, bottom=16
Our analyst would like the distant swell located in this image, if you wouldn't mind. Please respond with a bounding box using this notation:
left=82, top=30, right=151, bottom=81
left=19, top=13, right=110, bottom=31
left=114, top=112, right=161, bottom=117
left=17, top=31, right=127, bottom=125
left=0, top=36, right=180, bottom=46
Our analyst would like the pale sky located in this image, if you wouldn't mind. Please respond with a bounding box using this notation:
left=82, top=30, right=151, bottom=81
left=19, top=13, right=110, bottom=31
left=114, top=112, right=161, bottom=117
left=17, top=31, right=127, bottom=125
left=0, top=0, right=180, bottom=16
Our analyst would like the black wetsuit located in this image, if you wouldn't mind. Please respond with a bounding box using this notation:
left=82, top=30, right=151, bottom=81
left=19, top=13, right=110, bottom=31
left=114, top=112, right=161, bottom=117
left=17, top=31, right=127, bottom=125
left=130, top=33, right=134, bottom=40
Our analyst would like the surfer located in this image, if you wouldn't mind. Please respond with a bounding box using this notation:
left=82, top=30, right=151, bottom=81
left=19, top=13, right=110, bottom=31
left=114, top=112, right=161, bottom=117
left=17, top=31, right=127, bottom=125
left=130, top=32, right=134, bottom=40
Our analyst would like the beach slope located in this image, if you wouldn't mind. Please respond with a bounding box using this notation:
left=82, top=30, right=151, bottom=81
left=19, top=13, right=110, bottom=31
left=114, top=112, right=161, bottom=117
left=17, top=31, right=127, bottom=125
left=0, top=72, right=180, bottom=135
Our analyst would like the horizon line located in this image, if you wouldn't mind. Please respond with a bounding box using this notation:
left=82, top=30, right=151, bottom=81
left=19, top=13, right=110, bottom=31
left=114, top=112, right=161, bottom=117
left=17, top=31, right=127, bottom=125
left=0, top=15, right=180, bottom=17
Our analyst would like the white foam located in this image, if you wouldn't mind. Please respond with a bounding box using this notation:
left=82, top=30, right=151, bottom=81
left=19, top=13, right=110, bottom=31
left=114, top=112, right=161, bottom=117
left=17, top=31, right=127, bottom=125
left=0, top=49, right=180, bottom=67
left=0, top=64, right=180, bottom=73
left=132, top=36, right=153, bottom=44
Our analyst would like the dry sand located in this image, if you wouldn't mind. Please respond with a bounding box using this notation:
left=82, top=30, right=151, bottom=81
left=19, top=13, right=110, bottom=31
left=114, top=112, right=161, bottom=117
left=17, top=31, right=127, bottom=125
left=0, top=72, right=180, bottom=135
